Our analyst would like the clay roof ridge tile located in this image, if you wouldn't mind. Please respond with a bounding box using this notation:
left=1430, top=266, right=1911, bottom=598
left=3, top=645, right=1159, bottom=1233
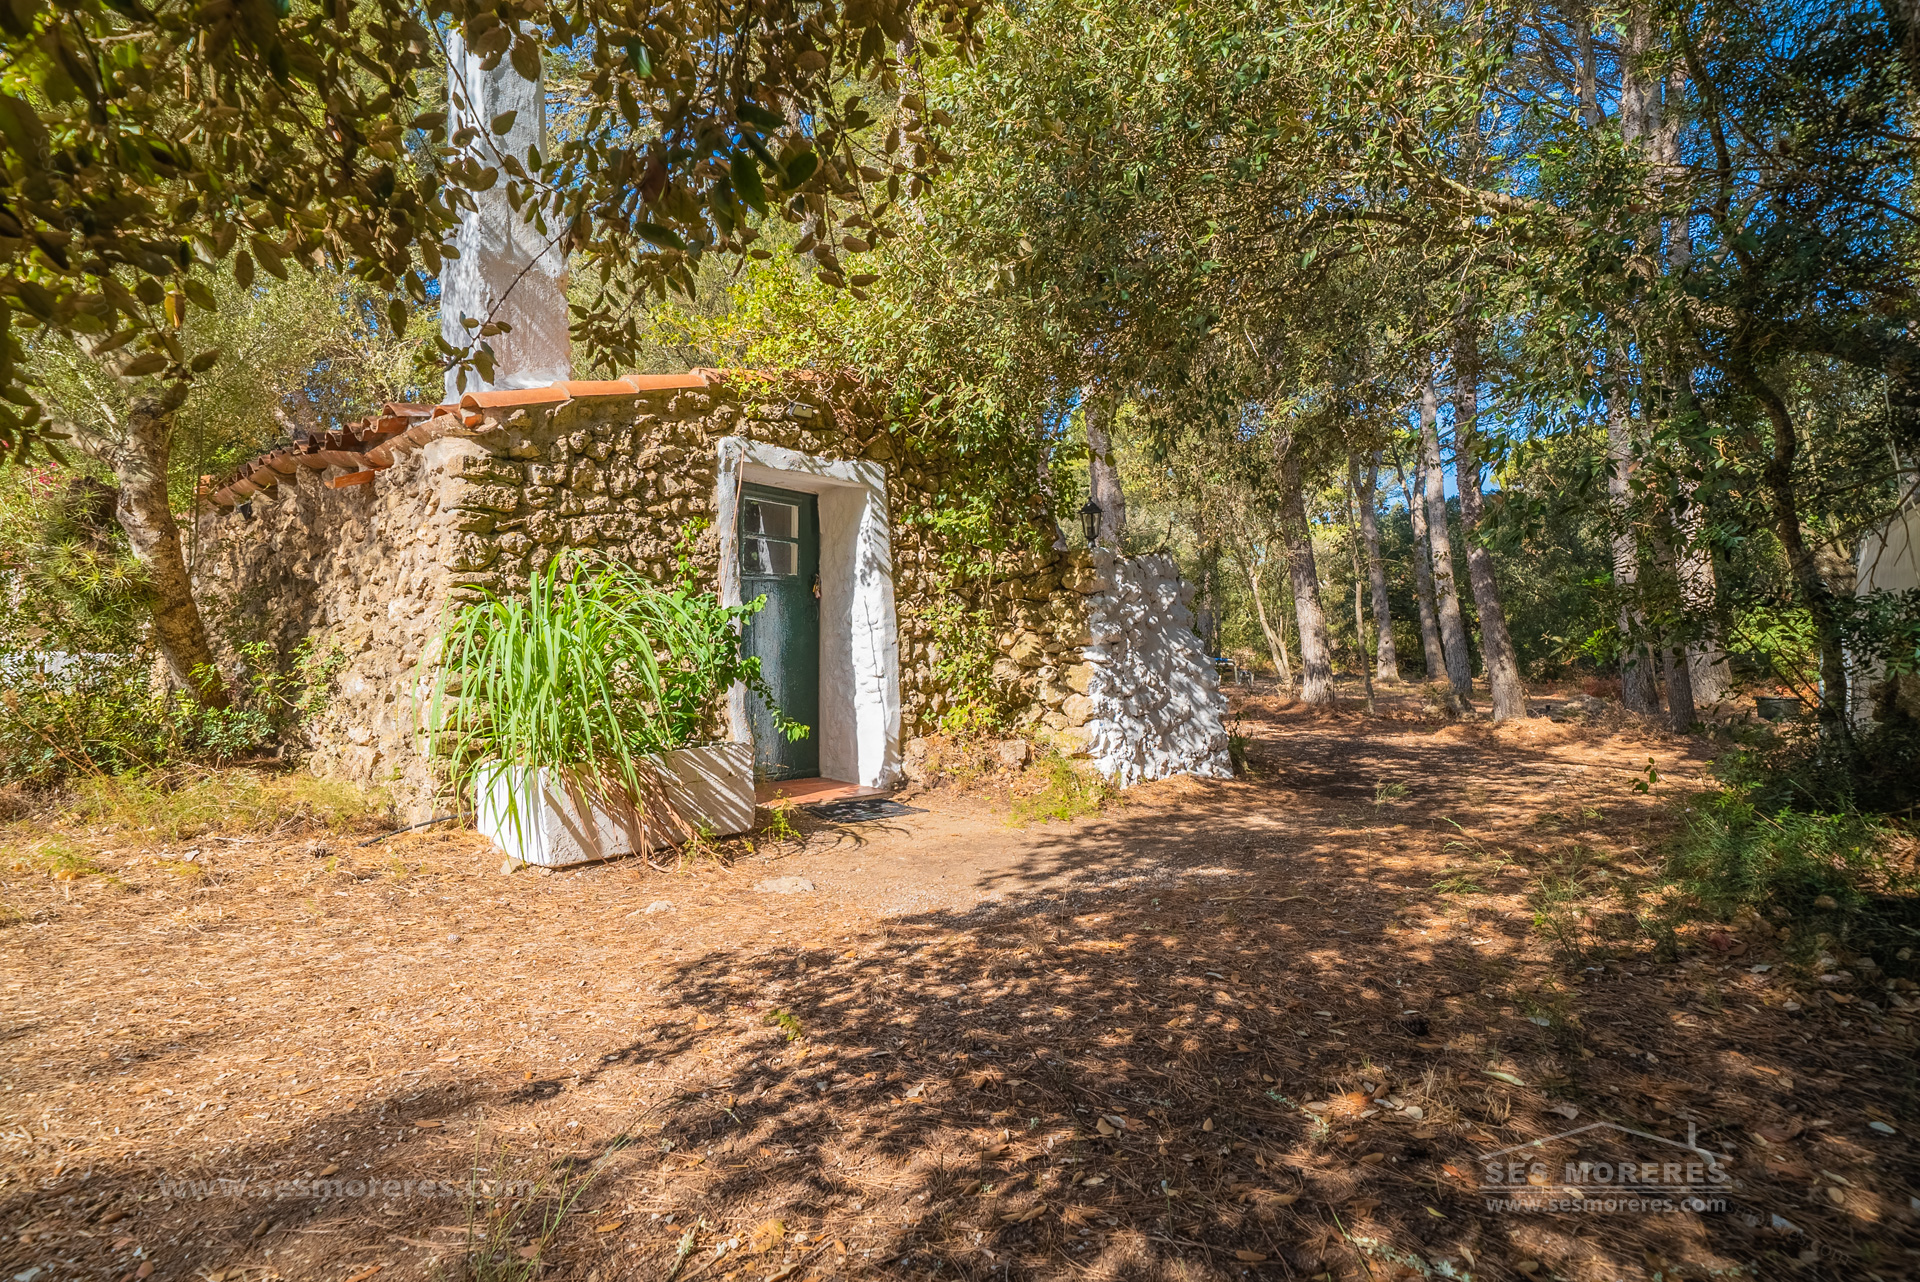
left=457, top=384, right=572, bottom=410
left=624, top=371, right=715, bottom=392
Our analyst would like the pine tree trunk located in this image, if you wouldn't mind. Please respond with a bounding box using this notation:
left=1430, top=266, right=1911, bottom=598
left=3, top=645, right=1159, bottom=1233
left=1278, top=432, right=1334, bottom=707
left=1650, top=490, right=1700, bottom=730
left=1577, top=13, right=1599, bottom=128
left=1659, top=630, right=1698, bottom=732
left=1666, top=426, right=1728, bottom=711
left=112, top=389, right=230, bottom=707
left=1242, top=551, right=1294, bottom=688
left=1607, top=375, right=1660, bottom=714
left=1419, top=377, right=1474, bottom=700
left=1677, top=499, right=1729, bottom=705
left=1360, top=453, right=1399, bottom=682
left=1345, top=459, right=1377, bottom=713
left=1452, top=318, right=1528, bottom=720
left=1396, top=452, right=1445, bottom=680
left=1083, top=393, right=1127, bottom=549
left=1656, top=59, right=1730, bottom=709
left=1611, top=4, right=1666, bottom=717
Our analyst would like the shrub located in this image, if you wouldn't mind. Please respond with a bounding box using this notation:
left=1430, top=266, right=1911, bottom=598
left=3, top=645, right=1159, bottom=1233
left=0, top=638, right=346, bottom=784
left=1713, top=715, right=1920, bottom=815
left=1666, top=789, right=1909, bottom=919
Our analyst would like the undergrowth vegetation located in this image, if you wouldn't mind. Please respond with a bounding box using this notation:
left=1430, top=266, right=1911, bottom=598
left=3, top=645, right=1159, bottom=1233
left=1662, top=787, right=1919, bottom=971
left=901, top=728, right=1115, bottom=826
left=10, top=768, right=388, bottom=850
left=1668, top=790, right=1906, bottom=918
left=1008, top=749, right=1115, bottom=826
left=0, top=638, right=348, bottom=785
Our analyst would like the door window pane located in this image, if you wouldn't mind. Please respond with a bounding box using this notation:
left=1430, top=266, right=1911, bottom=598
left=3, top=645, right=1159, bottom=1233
left=743, top=537, right=797, bottom=576
left=742, top=496, right=801, bottom=577
left=744, top=499, right=798, bottom=539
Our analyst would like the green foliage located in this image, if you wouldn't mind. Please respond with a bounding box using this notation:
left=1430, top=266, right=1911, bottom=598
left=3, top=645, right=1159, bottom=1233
left=0, top=469, right=147, bottom=652
left=0, top=2, right=980, bottom=454
left=1666, top=790, right=1909, bottom=920
left=1715, top=714, right=1920, bottom=817
left=765, top=1009, right=805, bottom=1042
left=427, top=554, right=796, bottom=807
left=30, top=266, right=424, bottom=508
left=1724, top=602, right=1820, bottom=697
left=754, top=805, right=801, bottom=846
left=1428, top=871, right=1486, bottom=896
left=1226, top=722, right=1249, bottom=776
left=898, top=493, right=1046, bottom=736
left=1527, top=845, right=1600, bottom=969
left=0, top=636, right=347, bottom=784
left=927, top=597, right=1008, bottom=735
left=1010, top=750, right=1113, bottom=826
left=18, top=837, right=101, bottom=882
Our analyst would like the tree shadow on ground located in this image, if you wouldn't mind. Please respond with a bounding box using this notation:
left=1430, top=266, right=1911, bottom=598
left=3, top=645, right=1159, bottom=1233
left=0, top=700, right=1910, bottom=1282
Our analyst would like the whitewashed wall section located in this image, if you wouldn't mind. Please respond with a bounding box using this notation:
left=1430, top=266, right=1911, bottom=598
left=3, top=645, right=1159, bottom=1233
left=1079, top=553, right=1233, bottom=786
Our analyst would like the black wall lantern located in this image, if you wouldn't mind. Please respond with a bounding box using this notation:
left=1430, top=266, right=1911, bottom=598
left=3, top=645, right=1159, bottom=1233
left=1079, top=498, right=1102, bottom=545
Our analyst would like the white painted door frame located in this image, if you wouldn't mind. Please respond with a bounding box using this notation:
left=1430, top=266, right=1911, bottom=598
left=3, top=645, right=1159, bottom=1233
left=714, top=437, right=901, bottom=788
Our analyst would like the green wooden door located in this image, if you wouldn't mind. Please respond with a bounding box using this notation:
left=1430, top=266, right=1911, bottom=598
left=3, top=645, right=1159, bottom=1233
left=739, top=484, right=820, bottom=780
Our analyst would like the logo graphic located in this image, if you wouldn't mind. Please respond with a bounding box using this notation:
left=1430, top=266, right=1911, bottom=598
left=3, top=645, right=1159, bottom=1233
left=1477, top=1121, right=1733, bottom=1215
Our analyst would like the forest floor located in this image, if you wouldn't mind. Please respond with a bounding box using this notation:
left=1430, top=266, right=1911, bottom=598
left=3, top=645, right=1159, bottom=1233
left=0, top=682, right=1915, bottom=1282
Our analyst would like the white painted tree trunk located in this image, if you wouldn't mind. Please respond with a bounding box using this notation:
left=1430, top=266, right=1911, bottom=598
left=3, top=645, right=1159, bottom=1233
left=441, top=30, right=571, bottom=398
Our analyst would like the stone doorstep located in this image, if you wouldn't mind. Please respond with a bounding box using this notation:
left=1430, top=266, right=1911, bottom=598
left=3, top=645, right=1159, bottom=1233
left=755, top=777, right=882, bottom=809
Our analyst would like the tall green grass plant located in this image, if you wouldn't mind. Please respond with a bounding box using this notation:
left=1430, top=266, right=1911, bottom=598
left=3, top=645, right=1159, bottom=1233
left=425, top=555, right=798, bottom=822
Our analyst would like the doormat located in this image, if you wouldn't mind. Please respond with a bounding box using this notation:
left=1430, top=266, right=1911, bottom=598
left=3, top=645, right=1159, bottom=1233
left=803, top=798, right=928, bottom=823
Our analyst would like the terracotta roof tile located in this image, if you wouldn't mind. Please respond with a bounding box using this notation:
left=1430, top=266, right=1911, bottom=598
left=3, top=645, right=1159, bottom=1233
left=458, top=385, right=572, bottom=410
left=203, top=370, right=744, bottom=511
left=554, top=378, right=642, bottom=397
left=625, top=372, right=714, bottom=391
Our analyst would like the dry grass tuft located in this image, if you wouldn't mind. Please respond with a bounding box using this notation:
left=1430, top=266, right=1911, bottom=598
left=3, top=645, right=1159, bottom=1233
left=66, top=766, right=389, bottom=842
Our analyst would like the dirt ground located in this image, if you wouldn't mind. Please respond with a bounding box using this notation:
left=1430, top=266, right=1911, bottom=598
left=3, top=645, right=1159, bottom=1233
left=1, top=683, right=1915, bottom=1282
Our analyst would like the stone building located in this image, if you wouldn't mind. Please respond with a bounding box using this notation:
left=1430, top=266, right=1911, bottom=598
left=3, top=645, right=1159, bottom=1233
left=190, top=47, right=1227, bottom=819
left=193, top=371, right=1232, bottom=819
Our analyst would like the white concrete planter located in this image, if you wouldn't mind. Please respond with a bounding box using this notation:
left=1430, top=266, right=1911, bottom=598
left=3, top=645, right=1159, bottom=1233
left=476, top=742, right=755, bottom=868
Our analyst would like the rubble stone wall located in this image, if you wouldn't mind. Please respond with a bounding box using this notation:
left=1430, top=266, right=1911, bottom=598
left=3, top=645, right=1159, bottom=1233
left=193, top=435, right=484, bottom=813
left=193, top=378, right=1072, bottom=815
left=982, top=548, right=1231, bottom=784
